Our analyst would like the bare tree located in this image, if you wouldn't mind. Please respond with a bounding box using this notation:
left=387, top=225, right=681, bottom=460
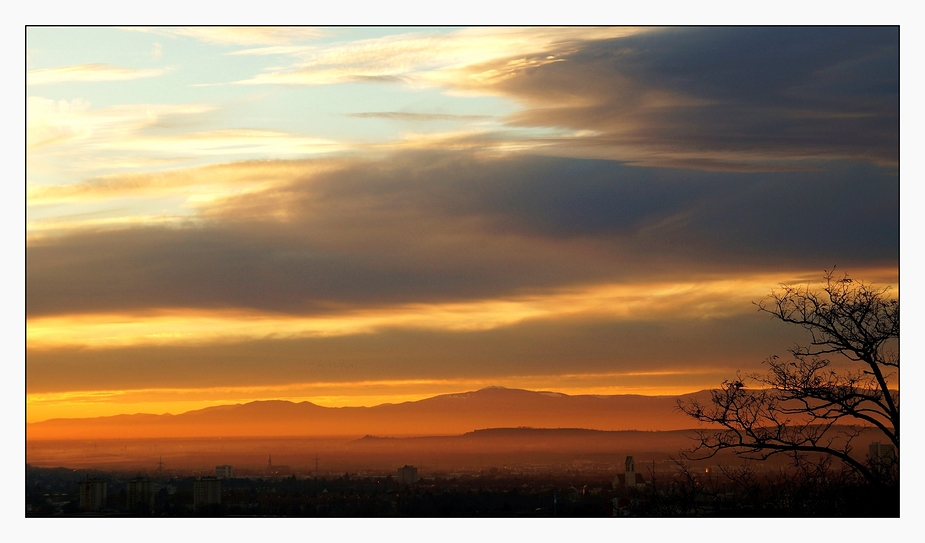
left=679, top=271, right=898, bottom=486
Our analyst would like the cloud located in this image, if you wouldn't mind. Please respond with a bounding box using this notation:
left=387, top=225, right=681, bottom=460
left=220, top=27, right=897, bottom=169
left=98, top=128, right=345, bottom=157
left=26, top=152, right=898, bottom=319
left=27, top=97, right=216, bottom=150
left=28, top=159, right=334, bottom=205
left=23, top=27, right=902, bottom=425
left=137, top=27, right=327, bottom=46
left=456, top=27, right=899, bottom=168
left=26, top=97, right=344, bottom=187
left=27, top=274, right=804, bottom=349
left=231, top=27, right=645, bottom=86
left=26, top=97, right=226, bottom=189
left=27, top=64, right=171, bottom=85
left=26, top=310, right=804, bottom=396
left=347, top=112, right=491, bottom=122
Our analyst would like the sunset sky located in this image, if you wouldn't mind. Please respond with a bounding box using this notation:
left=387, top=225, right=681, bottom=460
left=25, top=26, right=899, bottom=423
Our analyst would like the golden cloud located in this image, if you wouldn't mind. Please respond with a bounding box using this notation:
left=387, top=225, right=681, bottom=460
left=26, top=272, right=846, bottom=350
left=232, top=27, right=648, bottom=86
left=27, top=64, right=171, bottom=85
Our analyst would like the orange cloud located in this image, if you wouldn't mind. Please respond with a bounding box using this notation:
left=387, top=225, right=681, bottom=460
left=26, top=273, right=834, bottom=350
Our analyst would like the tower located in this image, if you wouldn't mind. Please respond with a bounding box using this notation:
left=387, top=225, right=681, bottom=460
left=625, top=455, right=636, bottom=487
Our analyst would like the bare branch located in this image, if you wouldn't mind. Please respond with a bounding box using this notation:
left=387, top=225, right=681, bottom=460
left=681, top=272, right=898, bottom=486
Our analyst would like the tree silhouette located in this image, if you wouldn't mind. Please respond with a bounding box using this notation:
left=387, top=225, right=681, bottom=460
left=679, top=271, right=898, bottom=485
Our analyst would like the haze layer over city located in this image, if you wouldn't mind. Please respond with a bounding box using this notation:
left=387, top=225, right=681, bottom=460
left=26, top=26, right=899, bottom=518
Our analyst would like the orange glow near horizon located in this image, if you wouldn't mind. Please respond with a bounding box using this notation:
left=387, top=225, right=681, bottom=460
left=26, top=369, right=731, bottom=423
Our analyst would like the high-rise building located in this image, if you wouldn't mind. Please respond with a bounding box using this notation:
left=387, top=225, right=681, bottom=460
left=215, top=465, right=234, bottom=478
left=193, top=477, right=222, bottom=508
left=397, top=465, right=419, bottom=484
left=126, top=477, right=155, bottom=508
left=78, top=478, right=107, bottom=511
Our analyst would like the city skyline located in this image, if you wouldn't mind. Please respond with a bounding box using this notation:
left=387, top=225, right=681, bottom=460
left=26, top=26, right=898, bottom=423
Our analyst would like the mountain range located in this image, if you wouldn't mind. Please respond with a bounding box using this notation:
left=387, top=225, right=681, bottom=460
left=27, top=386, right=713, bottom=440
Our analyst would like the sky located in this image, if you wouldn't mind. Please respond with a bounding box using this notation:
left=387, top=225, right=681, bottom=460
left=25, top=26, right=899, bottom=423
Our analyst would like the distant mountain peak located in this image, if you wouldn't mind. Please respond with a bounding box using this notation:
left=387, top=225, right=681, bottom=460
left=27, top=387, right=716, bottom=441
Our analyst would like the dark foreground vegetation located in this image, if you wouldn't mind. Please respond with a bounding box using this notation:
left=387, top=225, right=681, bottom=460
left=26, top=458, right=897, bottom=518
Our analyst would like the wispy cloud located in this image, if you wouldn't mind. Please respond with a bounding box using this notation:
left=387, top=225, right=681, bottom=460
left=26, top=276, right=795, bottom=349
left=28, top=159, right=335, bottom=205
left=347, top=111, right=491, bottom=122
left=26, top=97, right=345, bottom=189
left=26, top=214, right=199, bottom=243
left=27, top=96, right=215, bottom=150
left=97, top=128, right=345, bottom=158
left=136, top=27, right=327, bottom=46
left=231, top=27, right=645, bottom=86
left=27, top=64, right=171, bottom=85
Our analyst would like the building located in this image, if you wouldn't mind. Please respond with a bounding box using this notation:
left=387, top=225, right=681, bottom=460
left=193, top=477, right=222, bottom=508
left=78, top=478, right=107, bottom=511
left=869, top=442, right=897, bottom=469
left=265, top=455, right=291, bottom=477
left=397, top=465, right=419, bottom=484
left=613, top=455, right=645, bottom=489
left=126, top=477, right=155, bottom=508
left=215, top=465, right=234, bottom=478
left=624, top=456, right=636, bottom=487
left=869, top=442, right=895, bottom=461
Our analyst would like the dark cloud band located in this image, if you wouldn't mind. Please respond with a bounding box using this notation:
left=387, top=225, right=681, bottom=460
left=477, top=27, right=898, bottom=168
left=27, top=152, right=897, bottom=318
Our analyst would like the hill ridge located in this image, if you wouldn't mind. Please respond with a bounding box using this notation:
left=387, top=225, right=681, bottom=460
left=27, top=386, right=714, bottom=440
